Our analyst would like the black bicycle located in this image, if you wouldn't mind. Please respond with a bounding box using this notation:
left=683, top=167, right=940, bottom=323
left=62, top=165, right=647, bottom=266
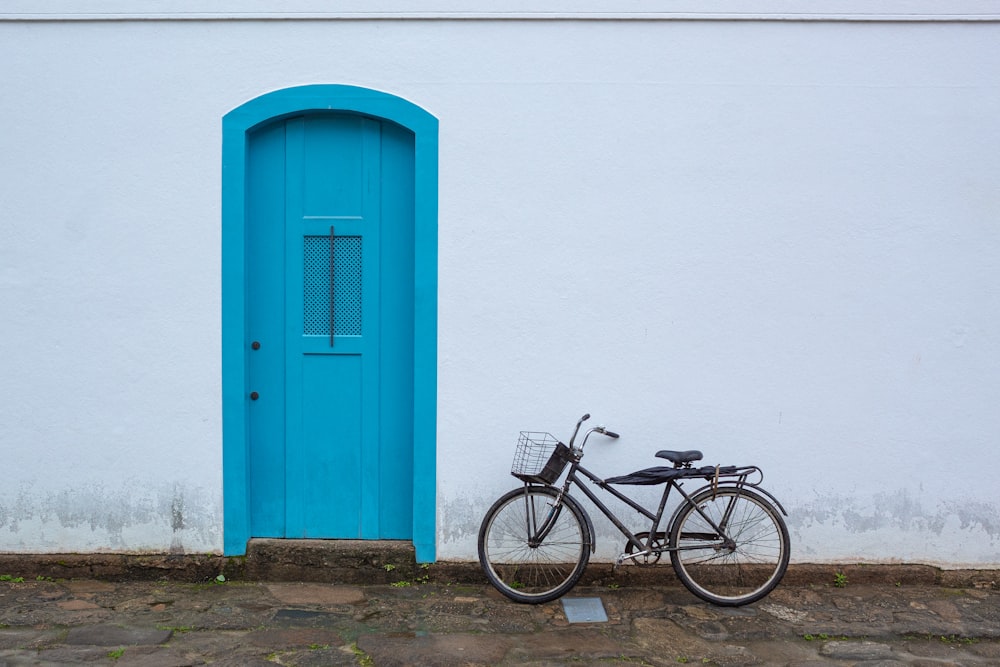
left=478, top=414, right=790, bottom=606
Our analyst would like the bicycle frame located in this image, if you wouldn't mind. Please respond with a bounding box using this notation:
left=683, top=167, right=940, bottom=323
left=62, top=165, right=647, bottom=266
left=530, top=430, right=781, bottom=563
left=560, top=461, right=737, bottom=562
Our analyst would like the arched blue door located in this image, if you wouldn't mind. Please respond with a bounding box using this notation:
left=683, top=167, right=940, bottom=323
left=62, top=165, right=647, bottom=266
left=223, top=86, right=438, bottom=560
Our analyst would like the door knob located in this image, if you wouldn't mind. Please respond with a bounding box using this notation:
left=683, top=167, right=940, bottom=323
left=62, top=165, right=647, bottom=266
left=250, top=391, right=259, bottom=400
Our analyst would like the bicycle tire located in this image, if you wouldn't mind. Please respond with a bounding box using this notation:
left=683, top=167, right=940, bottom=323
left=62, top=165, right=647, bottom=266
left=478, top=485, right=591, bottom=604
left=669, top=486, right=790, bottom=606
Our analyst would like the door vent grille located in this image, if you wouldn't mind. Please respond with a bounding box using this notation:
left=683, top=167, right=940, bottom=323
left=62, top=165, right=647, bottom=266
left=303, top=235, right=362, bottom=336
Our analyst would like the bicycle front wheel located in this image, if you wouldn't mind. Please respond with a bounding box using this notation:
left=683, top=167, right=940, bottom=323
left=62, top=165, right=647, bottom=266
left=478, top=486, right=591, bottom=604
left=669, top=487, right=790, bottom=606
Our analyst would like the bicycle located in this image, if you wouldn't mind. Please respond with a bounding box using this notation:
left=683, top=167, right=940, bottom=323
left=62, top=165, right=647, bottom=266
left=478, top=414, right=790, bottom=606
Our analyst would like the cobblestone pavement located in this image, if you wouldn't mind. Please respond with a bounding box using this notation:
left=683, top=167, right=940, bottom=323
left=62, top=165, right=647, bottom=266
left=1, top=577, right=998, bottom=666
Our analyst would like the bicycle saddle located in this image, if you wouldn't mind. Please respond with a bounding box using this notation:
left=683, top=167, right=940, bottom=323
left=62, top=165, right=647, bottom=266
left=655, top=449, right=703, bottom=465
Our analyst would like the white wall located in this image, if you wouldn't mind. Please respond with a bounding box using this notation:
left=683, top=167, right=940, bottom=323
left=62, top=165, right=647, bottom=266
left=1, top=8, right=998, bottom=565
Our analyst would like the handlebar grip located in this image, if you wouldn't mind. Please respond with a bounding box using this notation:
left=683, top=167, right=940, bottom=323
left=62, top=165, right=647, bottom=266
left=604, top=429, right=620, bottom=439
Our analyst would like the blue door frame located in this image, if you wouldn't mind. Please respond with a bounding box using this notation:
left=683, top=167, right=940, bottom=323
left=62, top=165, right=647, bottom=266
left=222, top=85, right=438, bottom=561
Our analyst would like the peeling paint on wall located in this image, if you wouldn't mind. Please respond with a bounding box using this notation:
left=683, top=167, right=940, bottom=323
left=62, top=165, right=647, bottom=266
left=782, top=490, right=1000, bottom=566
left=0, top=481, right=222, bottom=554
left=438, top=494, right=485, bottom=548
left=787, top=490, right=999, bottom=539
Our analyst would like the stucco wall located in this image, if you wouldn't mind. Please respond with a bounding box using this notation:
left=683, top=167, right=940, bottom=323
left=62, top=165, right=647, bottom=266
left=1, top=7, right=998, bottom=565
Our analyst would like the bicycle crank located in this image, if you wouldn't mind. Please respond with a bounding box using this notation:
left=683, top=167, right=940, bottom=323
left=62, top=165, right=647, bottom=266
left=623, top=532, right=667, bottom=565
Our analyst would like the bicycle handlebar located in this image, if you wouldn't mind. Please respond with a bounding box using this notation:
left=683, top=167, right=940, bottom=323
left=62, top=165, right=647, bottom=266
left=570, top=414, right=621, bottom=449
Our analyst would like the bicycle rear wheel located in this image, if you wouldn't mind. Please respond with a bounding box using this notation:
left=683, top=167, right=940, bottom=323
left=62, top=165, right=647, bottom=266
left=478, top=486, right=591, bottom=604
left=669, top=487, right=789, bottom=606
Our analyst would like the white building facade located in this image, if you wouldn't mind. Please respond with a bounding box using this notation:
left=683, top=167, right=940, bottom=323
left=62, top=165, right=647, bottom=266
left=1, top=2, right=998, bottom=568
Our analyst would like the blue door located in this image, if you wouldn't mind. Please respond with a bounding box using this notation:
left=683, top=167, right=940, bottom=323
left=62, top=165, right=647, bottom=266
left=245, top=113, right=415, bottom=539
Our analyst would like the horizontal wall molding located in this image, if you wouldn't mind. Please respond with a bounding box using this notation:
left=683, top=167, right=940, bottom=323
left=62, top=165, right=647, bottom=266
left=4, top=1, right=1000, bottom=22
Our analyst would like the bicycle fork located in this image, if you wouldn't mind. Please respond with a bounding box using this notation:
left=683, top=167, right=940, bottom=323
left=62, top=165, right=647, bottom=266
left=522, top=486, right=563, bottom=548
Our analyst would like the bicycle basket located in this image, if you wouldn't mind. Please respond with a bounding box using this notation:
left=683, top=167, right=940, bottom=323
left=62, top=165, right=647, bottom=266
left=511, top=432, right=571, bottom=484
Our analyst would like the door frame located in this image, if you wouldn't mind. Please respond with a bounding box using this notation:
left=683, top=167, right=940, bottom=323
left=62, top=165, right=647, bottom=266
left=221, top=85, right=438, bottom=560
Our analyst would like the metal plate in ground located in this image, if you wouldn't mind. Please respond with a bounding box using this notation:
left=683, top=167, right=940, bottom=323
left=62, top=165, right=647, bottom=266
left=561, top=597, right=608, bottom=623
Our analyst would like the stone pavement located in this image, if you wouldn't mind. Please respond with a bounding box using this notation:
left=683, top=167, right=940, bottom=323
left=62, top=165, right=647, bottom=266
left=1, top=573, right=999, bottom=666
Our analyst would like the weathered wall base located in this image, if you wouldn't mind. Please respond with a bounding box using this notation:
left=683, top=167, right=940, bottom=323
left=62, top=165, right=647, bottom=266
left=1, top=541, right=996, bottom=590
left=0, top=553, right=240, bottom=583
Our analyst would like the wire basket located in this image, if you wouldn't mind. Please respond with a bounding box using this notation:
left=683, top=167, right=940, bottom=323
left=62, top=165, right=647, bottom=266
left=511, top=432, right=571, bottom=484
